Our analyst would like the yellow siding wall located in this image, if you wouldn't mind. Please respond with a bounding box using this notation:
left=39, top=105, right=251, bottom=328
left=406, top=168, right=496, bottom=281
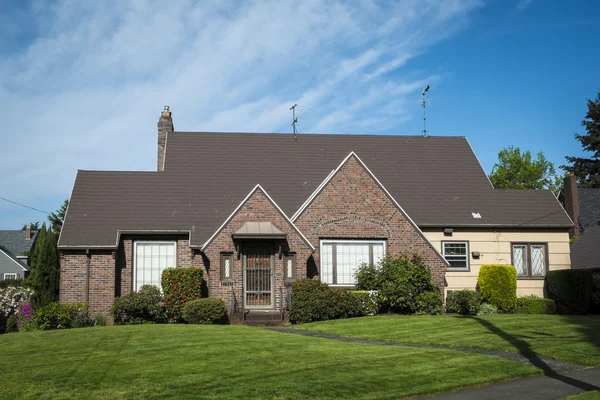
left=422, top=230, right=571, bottom=298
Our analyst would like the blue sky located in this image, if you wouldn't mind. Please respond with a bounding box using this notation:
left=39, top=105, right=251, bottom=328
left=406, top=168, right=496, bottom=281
left=0, top=0, right=598, bottom=229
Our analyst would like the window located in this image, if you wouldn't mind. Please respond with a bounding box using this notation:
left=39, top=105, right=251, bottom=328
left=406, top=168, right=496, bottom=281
left=284, top=252, right=296, bottom=284
left=134, top=241, right=176, bottom=291
left=512, top=243, right=547, bottom=278
left=3, top=273, right=18, bottom=280
left=442, top=242, right=469, bottom=271
left=220, top=252, right=234, bottom=283
left=320, top=240, right=385, bottom=285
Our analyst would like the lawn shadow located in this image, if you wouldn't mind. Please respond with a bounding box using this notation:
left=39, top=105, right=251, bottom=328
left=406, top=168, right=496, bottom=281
left=473, top=316, right=600, bottom=392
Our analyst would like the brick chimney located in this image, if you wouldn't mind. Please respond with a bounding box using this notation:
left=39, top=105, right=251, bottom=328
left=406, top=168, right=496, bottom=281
left=25, top=225, right=31, bottom=240
left=157, top=106, right=173, bottom=171
left=563, top=174, right=580, bottom=238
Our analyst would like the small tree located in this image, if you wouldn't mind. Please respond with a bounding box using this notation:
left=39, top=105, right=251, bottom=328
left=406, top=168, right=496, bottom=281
left=489, top=146, right=561, bottom=192
left=562, top=91, right=600, bottom=188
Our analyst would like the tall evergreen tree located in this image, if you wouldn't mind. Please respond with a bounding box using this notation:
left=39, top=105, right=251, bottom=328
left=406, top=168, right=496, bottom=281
left=562, top=91, right=600, bottom=188
left=48, top=199, right=68, bottom=234
left=25, top=224, right=60, bottom=309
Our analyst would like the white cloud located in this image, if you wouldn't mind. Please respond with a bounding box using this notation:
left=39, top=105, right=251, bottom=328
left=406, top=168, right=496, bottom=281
left=0, top=0, right=482, bottom=227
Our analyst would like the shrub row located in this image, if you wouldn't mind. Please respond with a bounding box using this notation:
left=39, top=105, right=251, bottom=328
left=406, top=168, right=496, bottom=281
left=183, top=298, right=228, bottom=324
left=516, top=296, right=557, bottom=314
left=289, top=279, right=367, bottom=324
left=35, top=302, right=94, bottom=329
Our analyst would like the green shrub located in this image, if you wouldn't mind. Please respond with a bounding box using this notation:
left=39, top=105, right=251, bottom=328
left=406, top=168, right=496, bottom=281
left=5, top=314, right=18, bottom=333
left=477, top=303, right=498, bottom=315
left=289, top=279, right=365, bottom=324
left=413, top=290, right=443, bottom=315
left=478, top=264, right=517, bottom=312
left=377, top=255, right=440, bottom=314
left=351, top=290, right=379, bottom=315
left=182, top=298, right=228, bottom=324
left=92, top=314, right=108, bottom=326
left=35, top=302, right=93, bottom=330
left=161, top=268, right=204, bottom=322
left=111, top=285, right=165, bottom=324
left=0, top=279, right=24, bottom=289
left=546, top=270, right=593, bottom=314
left=446, top=290, right=482, bottom=315
left=355, top=264, right=380, bottom=290
left=516, top=295, right=557, bottom=314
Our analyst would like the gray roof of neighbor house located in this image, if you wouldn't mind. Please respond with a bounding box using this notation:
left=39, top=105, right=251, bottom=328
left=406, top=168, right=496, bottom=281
left=578, top=189, right=600, bottom=230
left=59, top=132, right=572, bottom=248
left=570, top=224, right=600, bottom=270
left=0, top=230, right=38, bottom=257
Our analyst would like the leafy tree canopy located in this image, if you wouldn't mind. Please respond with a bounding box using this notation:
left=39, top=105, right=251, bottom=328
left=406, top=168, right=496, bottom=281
left=489, top=146, right=561, bottom=192
left=48, top=199, right=68, bottom=234
left=562, top=91, right=600, bottom=188
left=21, top=222, right=40, bottom=230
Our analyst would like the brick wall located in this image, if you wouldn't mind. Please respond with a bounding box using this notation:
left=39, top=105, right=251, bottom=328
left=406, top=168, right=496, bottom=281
left=295, top=155, right=447, bottom=289
left=59, top=250, right=87, bottom=304
left=202, top=188, right=313, bottom=312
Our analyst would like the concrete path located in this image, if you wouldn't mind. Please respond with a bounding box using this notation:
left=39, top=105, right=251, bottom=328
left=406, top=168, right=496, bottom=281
left=424, top=368, right=600, bottom=400
left=266, top=327, right=580, bottom=373
left=265, top=327, right=600, bottom=399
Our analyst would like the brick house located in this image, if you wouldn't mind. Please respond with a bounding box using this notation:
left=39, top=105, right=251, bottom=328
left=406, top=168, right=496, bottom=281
left=58, top=108, right=573, bottom=315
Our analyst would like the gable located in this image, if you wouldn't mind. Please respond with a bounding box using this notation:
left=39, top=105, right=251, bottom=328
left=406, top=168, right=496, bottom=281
left=200, top=185, right=314, bottom=252
left=294, top=153, right=448, bottom=267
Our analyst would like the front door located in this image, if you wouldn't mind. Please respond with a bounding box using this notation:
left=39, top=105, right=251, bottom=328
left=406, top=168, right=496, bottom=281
left=243, top=245, right=274, bottom=308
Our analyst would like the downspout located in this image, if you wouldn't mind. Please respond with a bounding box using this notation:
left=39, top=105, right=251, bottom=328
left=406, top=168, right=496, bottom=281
left=85, top=249, right=91, bottom=303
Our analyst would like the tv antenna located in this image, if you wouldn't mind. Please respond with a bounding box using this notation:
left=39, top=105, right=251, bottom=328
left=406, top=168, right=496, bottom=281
left=421, top=85, right=430, bottom=137
left=290, top=104, right=298, bottom=139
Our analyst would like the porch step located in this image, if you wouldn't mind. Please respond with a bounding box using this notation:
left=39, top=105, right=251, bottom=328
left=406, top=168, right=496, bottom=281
left=244, top=310, right=285, bottom=326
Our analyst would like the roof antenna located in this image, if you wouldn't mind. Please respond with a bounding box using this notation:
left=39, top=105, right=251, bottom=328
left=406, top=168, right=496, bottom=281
left=421, top=85, right=430, bottom=137
left=290, top=104, right=298, bottom=139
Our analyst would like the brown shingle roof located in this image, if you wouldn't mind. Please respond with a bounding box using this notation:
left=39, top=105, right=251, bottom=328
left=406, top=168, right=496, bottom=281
left=58, top=132, right=572, bottom=248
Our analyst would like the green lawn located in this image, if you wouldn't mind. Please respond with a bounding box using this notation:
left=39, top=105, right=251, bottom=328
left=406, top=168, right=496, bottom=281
left=297, top=315, right=600, bottom=366
left=563, top=391, right=600, bottom=399
left=0, top=324, right=538, bottom=399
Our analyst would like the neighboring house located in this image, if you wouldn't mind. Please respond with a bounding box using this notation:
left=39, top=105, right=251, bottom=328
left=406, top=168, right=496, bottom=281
left=0, top=226, right=38, bottom=281
left=560, top=176, right=600, bottom=270
left=58, top=109, right=572, bottom=314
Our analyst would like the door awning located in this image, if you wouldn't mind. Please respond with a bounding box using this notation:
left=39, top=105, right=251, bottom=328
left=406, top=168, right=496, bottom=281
left=232, top=221, right=287, bottom=239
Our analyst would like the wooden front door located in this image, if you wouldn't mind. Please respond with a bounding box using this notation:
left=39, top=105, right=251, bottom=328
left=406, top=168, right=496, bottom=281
left=243, top=245, right=274, bottom=308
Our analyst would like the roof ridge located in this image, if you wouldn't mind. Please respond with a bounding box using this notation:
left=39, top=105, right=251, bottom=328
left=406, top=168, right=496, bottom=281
left=171, top=131, right=468, bottom=138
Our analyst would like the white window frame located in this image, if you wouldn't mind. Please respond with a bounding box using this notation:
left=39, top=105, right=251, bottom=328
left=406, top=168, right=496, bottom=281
left=319, top=239, right=386, bottom=287
left=133, top=241, right=177, bottom=291
left=442, top=241, right=469, bottom=271
left=3, top=273, right=18, bottom=280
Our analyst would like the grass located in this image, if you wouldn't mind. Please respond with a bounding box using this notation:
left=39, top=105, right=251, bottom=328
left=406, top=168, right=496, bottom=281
left=297, top=314, right=600, bottom=366
left=0, top=324, right=538, bottom=399
left=563, top=392, right=600, bottom=399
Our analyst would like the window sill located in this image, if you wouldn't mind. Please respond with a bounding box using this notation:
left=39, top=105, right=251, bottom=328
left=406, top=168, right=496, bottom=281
left=446, top=268, right=470, bottom=272
left=517, top=276, right=545, bottom=280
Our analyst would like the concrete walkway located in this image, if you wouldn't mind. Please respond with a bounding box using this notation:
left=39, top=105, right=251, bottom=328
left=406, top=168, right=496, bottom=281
left=265, top=327, right=600, bottom=399
left=424, top=368, right=600, bottom=400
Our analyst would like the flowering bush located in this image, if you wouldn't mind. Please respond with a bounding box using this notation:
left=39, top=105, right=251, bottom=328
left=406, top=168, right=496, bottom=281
left=17, top=302, right=41, bottom=332
left=161, top=268, right=204, bottom=322
left=0, top=287, right=34, bottom=317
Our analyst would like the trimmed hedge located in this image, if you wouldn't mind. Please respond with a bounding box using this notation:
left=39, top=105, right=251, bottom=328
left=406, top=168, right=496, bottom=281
left=516, top=295, right=556, bottom=314
left=111, top=285, right=165, bottom=324
left=546, top=270, right=593, bottom=315
left=161, top=268, right=204, bottom=322
left=289, top=279, right=364, bottom=324
left=351, top=290, right=379, bottom=315
left=478, top=264, right=517, bottom=312
left=183, top=298, right=228, bottom=324
left=446, top=290, right=481, bottom=315
left=35, top=302, right=93, bottom=330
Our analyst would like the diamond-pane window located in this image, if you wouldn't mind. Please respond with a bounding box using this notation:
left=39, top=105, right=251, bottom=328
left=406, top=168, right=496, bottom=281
left=511, top=243, right=547, bottom=278
left=531, top=245, right=545, bottom=276
left=221, top=253, right=234, bottom=282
